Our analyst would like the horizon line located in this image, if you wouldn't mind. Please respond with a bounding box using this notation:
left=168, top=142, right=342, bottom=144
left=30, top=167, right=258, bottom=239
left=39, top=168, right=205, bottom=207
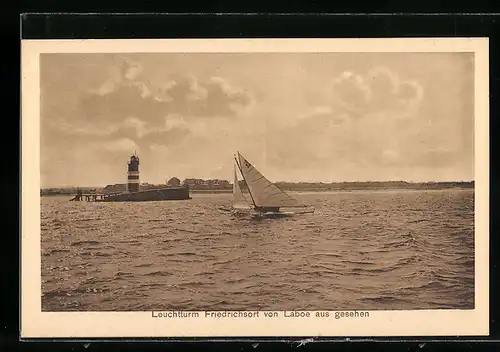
left=41, top=179, right=475, bottom=189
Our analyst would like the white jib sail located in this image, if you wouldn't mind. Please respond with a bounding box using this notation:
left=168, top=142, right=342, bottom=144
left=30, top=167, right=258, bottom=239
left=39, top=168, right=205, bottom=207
left=237, top=152, right=303, bottom=208
left=232, top=163, right=252, bottom=209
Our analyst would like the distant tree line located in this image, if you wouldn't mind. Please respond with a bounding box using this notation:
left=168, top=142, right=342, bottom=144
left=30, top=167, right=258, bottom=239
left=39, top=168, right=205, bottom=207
left=273, top=181, right=474, bottom=191
left=237, top=180, right=474, bottom=191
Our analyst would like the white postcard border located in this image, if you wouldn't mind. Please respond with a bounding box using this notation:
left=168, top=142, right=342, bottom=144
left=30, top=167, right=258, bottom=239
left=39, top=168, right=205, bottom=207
left=21, top=38, right=490, bottom=338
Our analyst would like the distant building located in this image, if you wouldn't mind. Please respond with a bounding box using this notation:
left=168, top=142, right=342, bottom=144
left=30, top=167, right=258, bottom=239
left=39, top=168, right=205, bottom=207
left=183, top=178, right=204, bottom=187
left=103, top=184, right=126, bottom=194
left=182, top=178, right=231, bottom=189
left=140, top=183, right=153, bottom=190
left=167, top=177, right=181, bottom=187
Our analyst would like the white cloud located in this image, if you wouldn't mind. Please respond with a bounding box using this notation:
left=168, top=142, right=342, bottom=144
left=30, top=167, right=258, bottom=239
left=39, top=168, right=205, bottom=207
left=340, top=71, right=371, bottom=99
left=149, top=143, right=169, bottom=153
left=382, top=149, right=400, bottom=163
left=122, top=58, right=143, bottom=80
left=297, top=106, right=333, bottom=120
left=367, top=66, right=399, bottom=93
left=96, top=79, right=117, bottom=95
left=164, top=115, right=188, bottom=130
left=47, top=117, right=121, bottom=136
left=92, top=138, right=139, bottom=153
left=123, top=117, right=148, bottom=137
left=326, top=66, right=425, bottom=120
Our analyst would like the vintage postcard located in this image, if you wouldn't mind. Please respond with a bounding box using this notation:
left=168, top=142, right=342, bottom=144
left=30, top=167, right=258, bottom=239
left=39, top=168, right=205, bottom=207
left=21, top=38, right=489, bottom=338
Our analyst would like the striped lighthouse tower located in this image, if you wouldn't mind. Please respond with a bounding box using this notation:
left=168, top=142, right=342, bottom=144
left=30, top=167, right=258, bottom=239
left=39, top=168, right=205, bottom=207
left=127, top=152, right=140, bottom=193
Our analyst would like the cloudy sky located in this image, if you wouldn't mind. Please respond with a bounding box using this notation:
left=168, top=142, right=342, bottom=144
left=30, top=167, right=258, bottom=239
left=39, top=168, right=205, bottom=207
left=40, top=52, right=474, bottom=188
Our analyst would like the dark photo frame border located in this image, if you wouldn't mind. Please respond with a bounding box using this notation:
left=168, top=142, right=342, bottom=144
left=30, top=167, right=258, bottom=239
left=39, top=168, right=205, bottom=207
left=9, top=12, right=500, bottom=351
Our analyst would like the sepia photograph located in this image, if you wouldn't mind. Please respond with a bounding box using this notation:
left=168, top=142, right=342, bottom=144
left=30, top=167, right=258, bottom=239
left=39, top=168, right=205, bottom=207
left=21, top=38, right=489, bottom=338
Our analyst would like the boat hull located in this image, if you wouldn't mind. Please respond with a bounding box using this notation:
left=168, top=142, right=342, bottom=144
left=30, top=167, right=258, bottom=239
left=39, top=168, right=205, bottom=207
left=97, top=187, right=191, bottom=202
left=218, top=204, right=314, bottom=218
left=252, top=211, right=295, bottom=218
left=252, top=207, right=314, bottom=218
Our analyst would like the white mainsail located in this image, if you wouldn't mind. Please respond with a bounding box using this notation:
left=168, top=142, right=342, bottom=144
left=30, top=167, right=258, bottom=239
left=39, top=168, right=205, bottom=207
left=236, top=152, right=304, bottom=208
left=232, top=163, right=252, bottom=209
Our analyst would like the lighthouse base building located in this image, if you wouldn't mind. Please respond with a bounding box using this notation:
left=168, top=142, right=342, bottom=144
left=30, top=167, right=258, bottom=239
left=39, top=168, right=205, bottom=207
left=94, top=153, right=191, bottom=202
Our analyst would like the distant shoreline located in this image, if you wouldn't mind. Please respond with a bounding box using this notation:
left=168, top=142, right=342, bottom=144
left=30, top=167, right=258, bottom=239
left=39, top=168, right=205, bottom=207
left=190, top=187, right=475, bottom=194
left=41, top=186, right=475, bottom=197
left=40, top=181, right=474, bottom=196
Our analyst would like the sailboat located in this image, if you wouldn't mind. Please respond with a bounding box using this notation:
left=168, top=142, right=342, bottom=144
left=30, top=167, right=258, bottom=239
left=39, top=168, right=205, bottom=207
left=218, top=152, right=315, bottom=217
left=217, top=159, right=254, bottom=215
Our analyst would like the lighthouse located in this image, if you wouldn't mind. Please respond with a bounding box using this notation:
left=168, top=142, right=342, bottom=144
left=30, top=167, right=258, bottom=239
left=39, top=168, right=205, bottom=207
left=127, top=153, right=140, bottom=193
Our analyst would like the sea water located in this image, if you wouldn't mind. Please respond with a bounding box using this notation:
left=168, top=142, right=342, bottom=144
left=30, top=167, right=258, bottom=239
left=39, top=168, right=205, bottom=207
left=41, top=189, right=474, bottom=311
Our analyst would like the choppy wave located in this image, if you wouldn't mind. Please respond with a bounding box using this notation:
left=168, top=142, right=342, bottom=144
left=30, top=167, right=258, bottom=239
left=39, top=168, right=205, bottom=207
left=41, top=190, right=474, bottom=311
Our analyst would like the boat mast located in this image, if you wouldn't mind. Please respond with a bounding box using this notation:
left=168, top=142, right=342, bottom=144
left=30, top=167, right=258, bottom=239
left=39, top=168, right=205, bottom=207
left=234, top=153, right=257, bottom=208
